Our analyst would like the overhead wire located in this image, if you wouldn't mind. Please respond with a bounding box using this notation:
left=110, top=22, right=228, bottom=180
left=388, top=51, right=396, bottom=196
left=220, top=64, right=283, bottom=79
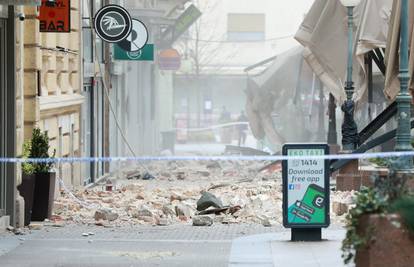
left=180, top=34, right=295, bottom=43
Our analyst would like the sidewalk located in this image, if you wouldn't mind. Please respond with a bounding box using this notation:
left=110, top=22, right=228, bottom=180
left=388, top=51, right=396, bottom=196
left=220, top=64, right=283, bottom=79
left=229, top=229, right=349, bottom=267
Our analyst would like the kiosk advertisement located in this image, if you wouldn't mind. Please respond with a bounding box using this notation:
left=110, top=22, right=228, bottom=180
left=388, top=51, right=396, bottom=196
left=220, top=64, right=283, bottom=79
left=282, top=144, right=330, bottom=228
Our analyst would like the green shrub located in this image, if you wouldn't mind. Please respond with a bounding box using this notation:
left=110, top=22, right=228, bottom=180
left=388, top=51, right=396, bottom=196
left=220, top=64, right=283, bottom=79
left=22, top=141, right=35, bottom=175
left=29, top=128, right=55, bottom=174
left=342, top=161, right=413, bottom=264
left=341, top=187, right=388, bottom=264
left=368, top=157, right=388, bottom=167
left=389, top=196, right=414, bottom=234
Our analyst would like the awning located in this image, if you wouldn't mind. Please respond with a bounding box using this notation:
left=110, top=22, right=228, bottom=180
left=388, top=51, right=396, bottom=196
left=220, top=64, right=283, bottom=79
left=384, top=0, right=414, bottom=100
left=295, top=0, right=392, bottom=103
left=245, top=46, right=317, bottom=151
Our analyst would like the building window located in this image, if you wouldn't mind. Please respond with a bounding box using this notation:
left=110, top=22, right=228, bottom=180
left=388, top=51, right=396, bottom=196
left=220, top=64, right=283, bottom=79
left=227, top=13, right=265, bottom=42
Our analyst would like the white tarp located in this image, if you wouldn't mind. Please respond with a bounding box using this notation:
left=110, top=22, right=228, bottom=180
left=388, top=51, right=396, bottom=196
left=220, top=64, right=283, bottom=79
left=246, top=46, right=317, bottom=151
left=384, top=0, right=414, bottom=100
left=295, top=0, right=392, bottom=103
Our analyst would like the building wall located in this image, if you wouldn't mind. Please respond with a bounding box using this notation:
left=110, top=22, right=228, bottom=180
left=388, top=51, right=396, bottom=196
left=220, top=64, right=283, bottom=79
left=108, top=1, right=190, bottom=158
left=15, top=6, right=25, bottom=187
left=113, top=61, right=159, bottom=156
left=174, top=74, right=247, bottom=127
left=22, top=1, right=83, bottom=188
left=157, top=70, right=174, bottom=132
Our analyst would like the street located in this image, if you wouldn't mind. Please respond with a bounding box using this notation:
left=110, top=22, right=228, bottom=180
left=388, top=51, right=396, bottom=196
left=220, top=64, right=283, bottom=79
left=0, top=224, right=346, bottom=267
left=1, top=0, right=414, bottom=266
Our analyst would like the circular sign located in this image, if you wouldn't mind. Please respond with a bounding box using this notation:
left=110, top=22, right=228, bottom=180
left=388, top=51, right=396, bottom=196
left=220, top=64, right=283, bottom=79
left=117, top=19, right=149, bottom=52
left=127, top=50, right=143, bottom=60
left=94, top=5, right=132, bottom=43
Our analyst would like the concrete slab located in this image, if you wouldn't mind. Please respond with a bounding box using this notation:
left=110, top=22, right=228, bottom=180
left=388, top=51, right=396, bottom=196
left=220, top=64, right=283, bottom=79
left=229, top=233, right=274, bottom=267
left=0, top=234, right=22, bottom=257
left=229, top=229, right=349, bottom=267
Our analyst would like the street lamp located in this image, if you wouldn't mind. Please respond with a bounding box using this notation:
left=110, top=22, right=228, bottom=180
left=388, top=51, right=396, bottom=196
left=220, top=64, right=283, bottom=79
left=395, top=0, right=413, bottom=170
left=340, top=0, right=361, bottom=151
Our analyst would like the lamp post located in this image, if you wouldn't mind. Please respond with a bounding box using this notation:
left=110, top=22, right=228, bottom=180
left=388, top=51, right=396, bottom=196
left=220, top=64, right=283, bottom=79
left=395, top=0, right=413, bottom=170
left=340, top=0, right=361, bottom=151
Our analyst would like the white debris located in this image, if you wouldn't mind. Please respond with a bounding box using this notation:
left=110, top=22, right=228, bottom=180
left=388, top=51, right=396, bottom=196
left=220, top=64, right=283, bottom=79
left=192, top=215, right=214, bottom=226
left=52, top=160, right=350, bottom=227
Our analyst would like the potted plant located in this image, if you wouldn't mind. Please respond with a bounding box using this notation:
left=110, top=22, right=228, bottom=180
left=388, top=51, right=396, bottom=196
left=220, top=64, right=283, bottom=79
left=342, top=162, right=414, bottom=267
left=30, top=128, right=56, bottom=221
left=16, top=141, right=36, bottom=226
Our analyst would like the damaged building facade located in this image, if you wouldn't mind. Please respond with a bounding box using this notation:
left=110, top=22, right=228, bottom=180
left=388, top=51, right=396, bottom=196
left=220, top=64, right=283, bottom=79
left=0, top=0, right=82, bottom=227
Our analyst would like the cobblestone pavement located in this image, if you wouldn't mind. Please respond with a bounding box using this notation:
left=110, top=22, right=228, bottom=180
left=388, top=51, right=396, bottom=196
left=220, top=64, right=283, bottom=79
left=0, top=224, right=284, bottom=267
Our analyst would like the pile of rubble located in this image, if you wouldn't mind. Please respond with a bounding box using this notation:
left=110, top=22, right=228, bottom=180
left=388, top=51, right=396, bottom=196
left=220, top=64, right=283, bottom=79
left=52, top=160, right=351, bottom=227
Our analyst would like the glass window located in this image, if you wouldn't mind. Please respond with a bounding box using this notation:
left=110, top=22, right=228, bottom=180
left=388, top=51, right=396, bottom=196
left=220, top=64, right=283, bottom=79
left=227, top=13, right=265, bottom=42
left=83, top=28, right=93, bottom=63
left=0, top=6, right=7, bottom=18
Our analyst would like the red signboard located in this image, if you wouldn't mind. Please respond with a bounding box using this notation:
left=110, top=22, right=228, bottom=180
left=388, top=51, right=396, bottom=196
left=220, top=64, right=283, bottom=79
left=158, top=49, right=181, bottom=71
left=38, top=0, right=70, bottom=32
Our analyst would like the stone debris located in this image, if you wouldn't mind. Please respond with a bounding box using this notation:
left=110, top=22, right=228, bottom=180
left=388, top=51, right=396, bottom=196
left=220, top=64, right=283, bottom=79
left=156, top=217, right=169, bottom=226
left=142, top=173, right=155, bottom=180
left=94, top=209, right=119, bottom=222
left=332, top=201, right=349, bottom=216
left=192, top=215, right=213, bottom=226
left=175, top=172, right=186, bottom=180
left=206, top=161, right=221, bottom=169
left=51, top=160, right=351, bottom=227
left=130, top=205, right=153, bottom=218
left=28, top=223, right=43, bottom=230
left=196, top=192, right=223, bottom=211
left=175, top=204, right=193, bottom=218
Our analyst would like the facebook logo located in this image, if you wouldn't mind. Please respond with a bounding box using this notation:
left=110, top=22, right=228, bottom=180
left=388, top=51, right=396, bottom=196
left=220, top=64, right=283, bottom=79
left=288, top=184, right=301, bottom=190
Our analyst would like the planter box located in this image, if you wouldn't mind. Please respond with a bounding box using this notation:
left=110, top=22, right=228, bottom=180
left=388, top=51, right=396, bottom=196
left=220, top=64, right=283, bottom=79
left=31, top=172, right=56, bottom=221
left=360, top=165, right=389, bottom=187
left=356, top=214, right=414, bottom=267
left=336, top=164, right=389, bottom=191
left=336, top=160, right=361, bottom=191
left=16, top=174, right=36, bottom=226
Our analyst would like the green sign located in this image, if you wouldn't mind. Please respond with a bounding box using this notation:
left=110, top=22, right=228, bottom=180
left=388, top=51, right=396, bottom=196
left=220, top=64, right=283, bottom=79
left=282, top=144, right=330, bottom=228
left=160, top=4, right=201, bottom=48
left=174, top=4, right=202, bottom=39
left=113, top=44, right=154, bottom=61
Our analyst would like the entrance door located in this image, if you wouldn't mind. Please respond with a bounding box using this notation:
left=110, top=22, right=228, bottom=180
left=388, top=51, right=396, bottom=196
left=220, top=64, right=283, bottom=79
left=0, top=12, right=16, bottom=224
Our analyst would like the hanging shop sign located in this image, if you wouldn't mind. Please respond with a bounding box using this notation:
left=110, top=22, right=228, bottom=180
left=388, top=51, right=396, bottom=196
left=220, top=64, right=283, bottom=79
left=94, top=4, right=132, bottom=43
left=38, top=0, right=70, bottom=32
left=282, top=144, right=330, bottom=228
left=160, top=4, right=201, bottom=48
left=158, top=48, right=181, bottom=71
left=117, top=19, right=148, bottom=52
left=113, top=43, right=154, bottom=61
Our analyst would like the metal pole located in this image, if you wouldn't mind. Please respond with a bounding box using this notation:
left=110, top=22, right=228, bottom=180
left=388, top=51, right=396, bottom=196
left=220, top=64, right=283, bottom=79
left=341, top=6, right=359, bottom=151
left=328, top=93, right=337, bottom=145
left=395, top=0, right=413, bottom=169
left=346, top=7, right=354, bottom=101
